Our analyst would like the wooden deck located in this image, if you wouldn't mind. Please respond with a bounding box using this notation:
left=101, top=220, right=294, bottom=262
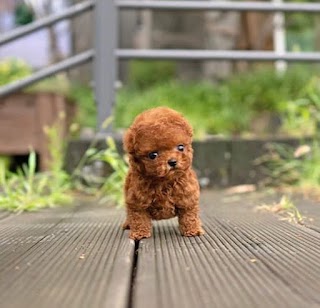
left=1, top=190, right=320, bottom=308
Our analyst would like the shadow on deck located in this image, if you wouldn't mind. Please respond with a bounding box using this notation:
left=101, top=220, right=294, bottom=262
left=1, top=190, right=320, bottom=308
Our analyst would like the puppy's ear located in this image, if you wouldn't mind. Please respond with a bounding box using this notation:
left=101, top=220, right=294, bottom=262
left=179, top=119, right=193, bottom=138
left=185, top=122, right=193, bottom=138
left=123, top=127, right=134, bottom=153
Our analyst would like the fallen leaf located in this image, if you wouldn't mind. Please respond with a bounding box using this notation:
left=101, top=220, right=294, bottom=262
left=226, top=185, right=256, bottom=195
left=294, top=145, right=311, bottom=158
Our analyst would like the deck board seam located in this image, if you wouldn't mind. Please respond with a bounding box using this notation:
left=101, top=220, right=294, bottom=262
left=128, top=240, right=140, bottom=308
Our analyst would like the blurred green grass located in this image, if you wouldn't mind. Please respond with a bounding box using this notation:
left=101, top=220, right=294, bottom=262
left=114, top=65, right=315, bottom=138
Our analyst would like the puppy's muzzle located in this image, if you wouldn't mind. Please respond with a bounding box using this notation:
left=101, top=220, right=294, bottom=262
left=168, top=159, right=177, bottom=168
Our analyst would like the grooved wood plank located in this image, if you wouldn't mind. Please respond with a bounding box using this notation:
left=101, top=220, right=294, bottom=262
left=2, top=190, right=320, bottom=308
left=133, top=191, right=320, bottom=308
left=0, top=211, right=11, bottom=220
left=0, top=203, right=134, bottom=308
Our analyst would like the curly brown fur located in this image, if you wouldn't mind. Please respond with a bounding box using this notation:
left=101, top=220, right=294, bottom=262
left=123, top=107, right=204, bottom=240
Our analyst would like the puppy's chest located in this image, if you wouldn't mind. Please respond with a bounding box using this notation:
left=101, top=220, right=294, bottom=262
left=147, top=185, right=177, bottom=219
left=151, top=182, right=184, bottom=210
left=151, top=185, right=175, bottom=206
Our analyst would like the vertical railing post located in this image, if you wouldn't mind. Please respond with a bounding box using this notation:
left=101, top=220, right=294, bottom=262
left=273, top=0, right=287, bottom=73
left=94, top=0, right=118, bottom=133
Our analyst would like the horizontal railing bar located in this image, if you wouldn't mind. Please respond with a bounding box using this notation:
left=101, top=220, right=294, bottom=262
left=0, top=50, right=94, bottom=97
left=0, top=0, right=95, bottom=47
left=116, top=0, right=320, bottom=12
left=116, top=49, right=320, bottom=62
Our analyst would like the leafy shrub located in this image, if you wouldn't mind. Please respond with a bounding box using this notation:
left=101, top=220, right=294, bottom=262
left=0, top=114, right=73, bottom=212
left=0, top=151, right=71, bottom=213
left=72, top=135, right=128, bottom=207
left=128, top=60, right=176, bottom=90
left=0, top=58, right=32, bottom=86
left=69, top=84, right=97, bottom=129
left=224, top=66, right=311, bottom=113
left=255, top=141, right=320, bottom=189
left=115, top=66, right=316, bottom=137
left=115, top=82, right=231, bottom=138
left=0, top=116, right=128, bottom=211
left=15, top=3, right=34, bottom=26
left=280, top=76, right=320, bottom=136
left=0, top=58, right=72, bottom=95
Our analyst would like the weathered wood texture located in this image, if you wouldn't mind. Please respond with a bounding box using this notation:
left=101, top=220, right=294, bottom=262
left=0, top=202, right=134, bottom=308
left=1, top=191, right=320, bottom=308
left=0, top=211, right=11, bottom=220
left=0, top=93, right=75, bottom=170
left=134, top=191, right=320, bottom=308
left=290, top=194, right=320, bottom=233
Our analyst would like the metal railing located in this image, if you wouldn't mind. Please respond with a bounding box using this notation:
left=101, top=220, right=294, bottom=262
left=113, top=0, right=320, bottom=62
left=1, top=0, right=320, bottom=132
left=117, top=0, right=320, bottom=12
left=0, top=1, right=94, bottom=46
left=0, top=0, right=95, bottom=97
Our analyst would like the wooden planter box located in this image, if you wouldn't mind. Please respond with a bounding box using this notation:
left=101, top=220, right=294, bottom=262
left=0, top=92, right=75, bottom=170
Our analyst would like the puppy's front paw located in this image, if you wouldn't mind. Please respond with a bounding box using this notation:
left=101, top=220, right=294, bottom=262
left=180, top=227, right=204, bottom=237
left=129, top=230, right=151, bottom=240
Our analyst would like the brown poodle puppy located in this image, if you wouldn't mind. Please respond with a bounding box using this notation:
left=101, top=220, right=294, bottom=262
left=123, top=107, right=204, bottom=240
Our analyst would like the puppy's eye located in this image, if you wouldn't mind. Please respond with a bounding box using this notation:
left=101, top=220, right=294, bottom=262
left=177, top=144, right=184, bottom=152
left=148, top=152, right=158, bottom=160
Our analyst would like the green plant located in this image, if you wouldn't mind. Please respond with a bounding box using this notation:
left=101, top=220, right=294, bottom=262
left=0, top=151, right=71, bottom=212
left=43, top=113, right=72, bottom=192
left=0, top=118, right=72, bottom=212
left=280, top=76, right=320, bottom=136
left=255, top=143, right=301, bottom=186
left=0, top=58, right=32, bottom=86
left=116, top=81, right=225, bottom=138
left=256, top=195, right=304, bottom=224
left=99, top=137, right=128, bottom=207
left=300, top=141, right=320, bottom=187
left=0, top=58, right=72, bottom=96
left=15, top=3, right=34, bottom=25
left=127, top=80, right=250, bottom=137
left=225, top=66, right=311, bottom=113
left=69, top=117, right=128, bottom=207
left=73, top=136, right=128, bottom=207
left=116, top=66, right=315, bottom=137
left=0, top=115, right=129, bottom=211
left=90, top=137, right=128, bottom=207
left=128, top=60, right=176, bottom=90
left=69, top=84, right=96, bottom=129
left=0, top=156, right=11, bottom=171
left=27, top=74, right=72, bottom=95
left=255, top=140, right=320, bottom=188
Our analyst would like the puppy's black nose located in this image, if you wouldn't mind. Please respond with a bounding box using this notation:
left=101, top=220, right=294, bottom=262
left=168, top=159, right=177, bottom=167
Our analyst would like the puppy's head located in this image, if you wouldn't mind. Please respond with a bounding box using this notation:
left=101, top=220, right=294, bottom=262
left=124, top=107, right=194, bottom=178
